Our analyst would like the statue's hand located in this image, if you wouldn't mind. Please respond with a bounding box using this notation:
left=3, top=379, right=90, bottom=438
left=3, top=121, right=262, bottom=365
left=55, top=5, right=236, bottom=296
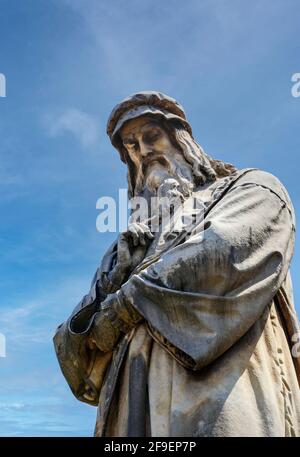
left=126, top=222, right=154, bottom=272
left=116, top=232, right=132, bottom=268
left=90, top=309, right=120, bottom=353
left=89, top=294, right=121, bottom=352
left=127, top=221, right=154, bottom=247
left=109, top=226, right=153, bottom=288
left=89, top=293, right=138, bottom=353
left=107, top=233, right=132, bottom=288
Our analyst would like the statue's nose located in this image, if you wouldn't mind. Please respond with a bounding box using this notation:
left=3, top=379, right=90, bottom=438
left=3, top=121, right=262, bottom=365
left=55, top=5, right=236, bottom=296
left=139, top=140, right=151, bottom=158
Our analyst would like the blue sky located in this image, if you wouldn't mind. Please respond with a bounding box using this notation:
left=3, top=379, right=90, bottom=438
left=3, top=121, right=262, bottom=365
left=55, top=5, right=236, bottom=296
left=0, top=0, right=299, bottom=436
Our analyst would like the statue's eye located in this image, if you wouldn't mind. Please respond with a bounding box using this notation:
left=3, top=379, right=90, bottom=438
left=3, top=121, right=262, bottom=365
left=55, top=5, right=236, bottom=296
left=144, top=131, right=161, bottom=144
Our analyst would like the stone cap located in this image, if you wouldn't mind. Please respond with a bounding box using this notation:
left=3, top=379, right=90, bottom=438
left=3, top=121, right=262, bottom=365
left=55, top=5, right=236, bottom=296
left=107, top=91, right=193, bottom=162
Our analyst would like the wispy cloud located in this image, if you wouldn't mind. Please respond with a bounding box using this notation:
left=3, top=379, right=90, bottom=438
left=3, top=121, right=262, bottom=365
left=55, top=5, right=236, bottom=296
left=0, top=396, right=95, bottom=437
left=0, top=272, right=97, bottom=436
left=0, top=402, right=26, bottom=411
left=44, top=108, right=100, bottom=149
left=0, top=274, right=91, bottom=346
left=60, top=0, right=287, bottom=96
left=60, top=0, right=180, bottom=92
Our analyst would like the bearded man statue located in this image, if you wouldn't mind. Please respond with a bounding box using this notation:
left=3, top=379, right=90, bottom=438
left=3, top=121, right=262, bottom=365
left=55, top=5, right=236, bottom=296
left=54, top=91, right=300, bottom=437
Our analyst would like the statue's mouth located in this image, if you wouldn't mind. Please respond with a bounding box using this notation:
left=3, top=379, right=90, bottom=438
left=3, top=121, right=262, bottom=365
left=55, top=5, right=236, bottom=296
left=143, top=155, right=169, bottom=169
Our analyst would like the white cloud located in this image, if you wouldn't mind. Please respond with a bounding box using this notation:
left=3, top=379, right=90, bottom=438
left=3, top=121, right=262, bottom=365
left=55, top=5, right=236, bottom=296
left=45, top=108, right=99, bottom=149
left=0, top=402, right=26, bottom=411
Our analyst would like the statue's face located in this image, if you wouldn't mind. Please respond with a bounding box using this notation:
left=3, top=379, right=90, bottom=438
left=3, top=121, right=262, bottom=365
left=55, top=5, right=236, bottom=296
left=120, top=116, right=176, bottom=162
left=120, top=115, right=193, bottom=193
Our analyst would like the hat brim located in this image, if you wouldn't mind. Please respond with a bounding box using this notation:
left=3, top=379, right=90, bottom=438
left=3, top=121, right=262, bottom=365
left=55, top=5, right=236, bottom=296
left=111, top=105, right=193, bottom=162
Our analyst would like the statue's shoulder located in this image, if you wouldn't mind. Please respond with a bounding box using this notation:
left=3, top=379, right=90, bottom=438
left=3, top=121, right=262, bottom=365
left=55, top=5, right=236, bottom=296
left=235, top=167, right=281, bottom=186
left=233, top=168, right=295, bottom=219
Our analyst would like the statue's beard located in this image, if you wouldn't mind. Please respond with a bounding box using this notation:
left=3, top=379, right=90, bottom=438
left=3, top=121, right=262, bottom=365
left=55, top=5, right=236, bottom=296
left=135, top=154, right=194, bottom=200
left=130, top=155, right=195, bottom=232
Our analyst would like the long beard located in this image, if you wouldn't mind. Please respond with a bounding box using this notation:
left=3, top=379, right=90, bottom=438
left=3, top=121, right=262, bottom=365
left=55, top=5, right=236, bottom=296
left=131, top=160, right=194, bottom=234
left=136, top=154, right=194, bottom=197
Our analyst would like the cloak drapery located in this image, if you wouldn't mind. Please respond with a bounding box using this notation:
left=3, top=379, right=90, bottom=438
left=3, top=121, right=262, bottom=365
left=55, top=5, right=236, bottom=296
left=54, top=168, right=300, bottom=437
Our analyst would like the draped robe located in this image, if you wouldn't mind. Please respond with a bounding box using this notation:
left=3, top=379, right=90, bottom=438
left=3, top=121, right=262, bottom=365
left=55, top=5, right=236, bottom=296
left=54, top=168, right=300, bottom=437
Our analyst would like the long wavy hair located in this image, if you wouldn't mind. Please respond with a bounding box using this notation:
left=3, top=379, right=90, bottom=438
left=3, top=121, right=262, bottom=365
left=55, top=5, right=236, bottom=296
left=118, top=117, right=237, bottom=197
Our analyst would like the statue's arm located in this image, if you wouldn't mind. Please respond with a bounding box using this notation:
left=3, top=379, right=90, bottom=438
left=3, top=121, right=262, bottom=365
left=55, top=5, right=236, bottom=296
left=90, top=170, right=295, bottom=370
left=53, top=240, right=121, bottom=405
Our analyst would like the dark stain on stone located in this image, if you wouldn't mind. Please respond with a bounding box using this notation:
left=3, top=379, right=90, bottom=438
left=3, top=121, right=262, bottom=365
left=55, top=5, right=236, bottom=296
left=127, top=353, right=150, bottom=437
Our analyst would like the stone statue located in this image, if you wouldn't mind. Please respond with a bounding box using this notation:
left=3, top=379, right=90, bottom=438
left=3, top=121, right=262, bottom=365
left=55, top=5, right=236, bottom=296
left=54, top=91, right=300, bottom=437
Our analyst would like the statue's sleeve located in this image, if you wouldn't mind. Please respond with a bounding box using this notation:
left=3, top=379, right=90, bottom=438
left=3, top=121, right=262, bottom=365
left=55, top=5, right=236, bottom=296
left=113, top=170, right=296, bottom=370
left=53, top=240, right=118, bottom=405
